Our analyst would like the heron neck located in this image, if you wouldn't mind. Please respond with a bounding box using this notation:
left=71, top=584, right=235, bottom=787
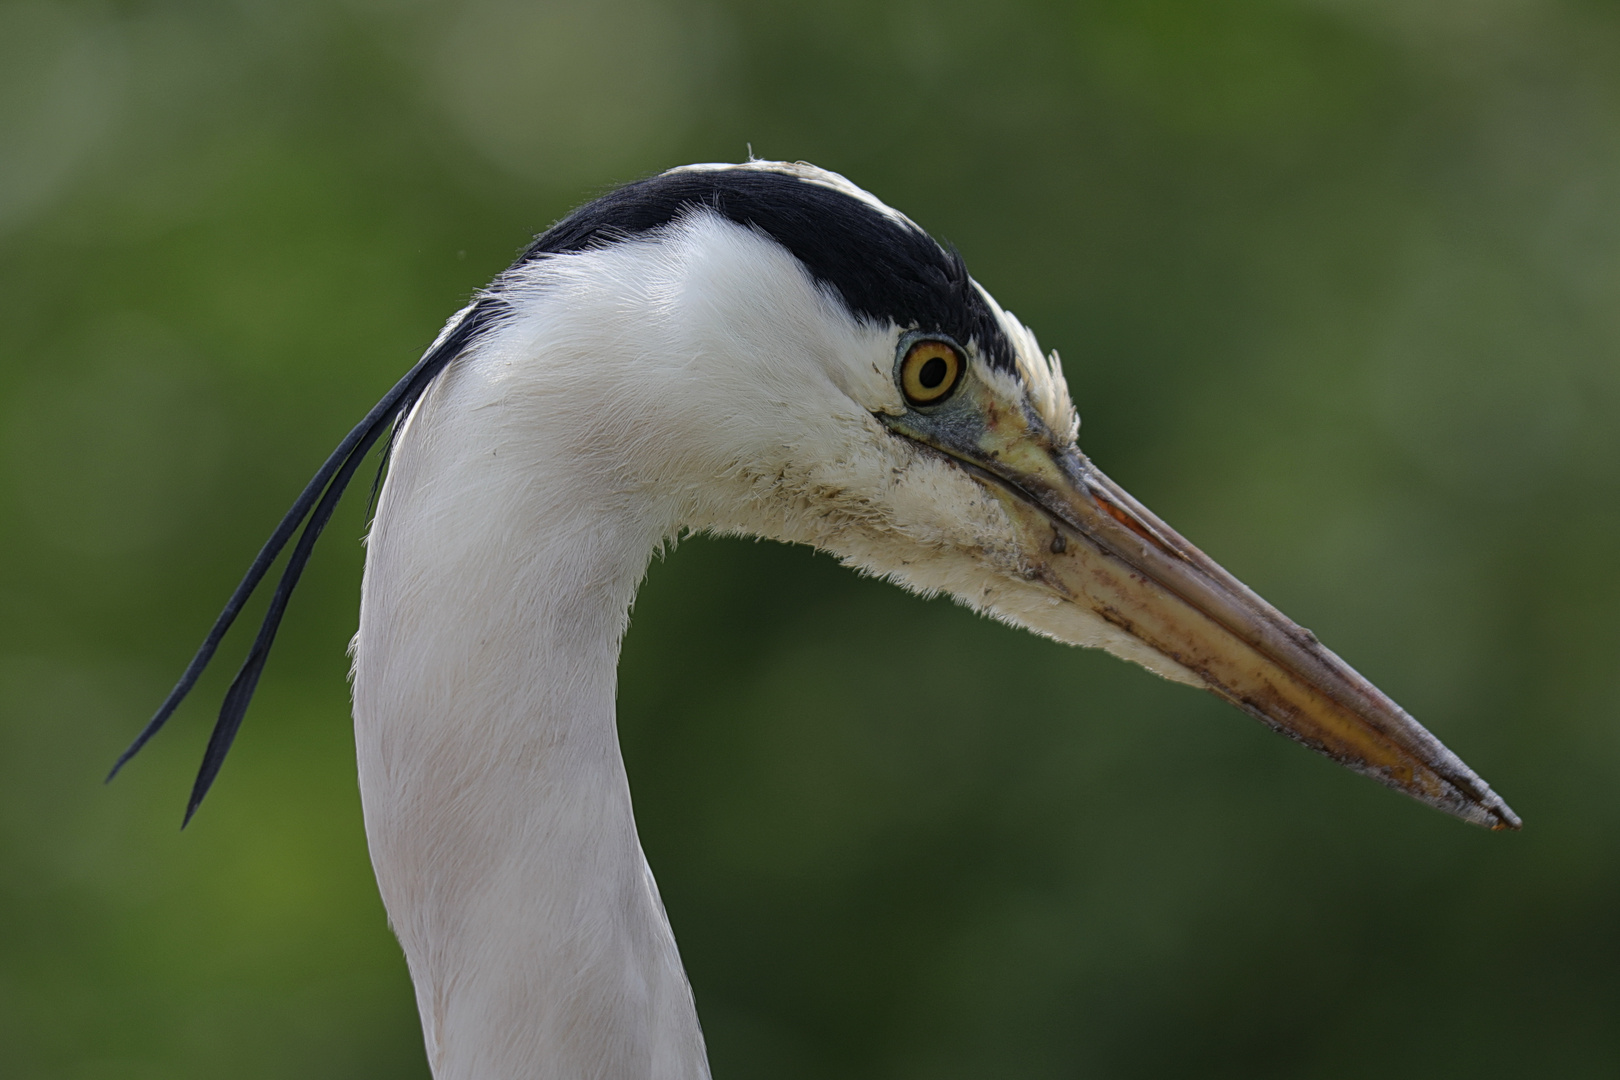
left=351, top=360, right=707, bottom=1079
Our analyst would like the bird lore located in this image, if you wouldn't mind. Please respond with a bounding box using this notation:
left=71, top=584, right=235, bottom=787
left=114, top=161, right=1520, bottom=1080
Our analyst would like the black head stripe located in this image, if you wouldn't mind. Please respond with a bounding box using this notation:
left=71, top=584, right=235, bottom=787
left=514, top=167, right=1017, bottom=373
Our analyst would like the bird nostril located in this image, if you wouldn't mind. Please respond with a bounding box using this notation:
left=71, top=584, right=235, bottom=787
left=1095, top=491, right=1156, bottom=545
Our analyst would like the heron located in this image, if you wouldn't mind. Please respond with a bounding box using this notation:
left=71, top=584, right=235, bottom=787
left=111, top=160, right=1519, bottom=1079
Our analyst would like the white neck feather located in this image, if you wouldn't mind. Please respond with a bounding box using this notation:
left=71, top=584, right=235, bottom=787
left=355, top=330, right=682, bottom=1074
left=354, top=379, right=704, bottom=1078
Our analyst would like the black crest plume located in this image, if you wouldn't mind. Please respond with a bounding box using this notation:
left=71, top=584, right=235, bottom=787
left=106, top=303, right=500, bottom=825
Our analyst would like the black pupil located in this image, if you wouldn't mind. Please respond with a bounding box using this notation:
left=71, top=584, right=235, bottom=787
left=918, top=355, right=949, bottom=390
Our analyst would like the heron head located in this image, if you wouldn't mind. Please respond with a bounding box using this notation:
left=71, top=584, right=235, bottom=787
left=110, top=159, right=1520, bottom=832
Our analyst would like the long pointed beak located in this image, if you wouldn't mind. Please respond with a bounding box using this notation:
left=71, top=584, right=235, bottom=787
left=963, top=438, right=1520, bottom=832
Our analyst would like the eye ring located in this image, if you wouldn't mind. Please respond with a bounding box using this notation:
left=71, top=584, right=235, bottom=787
left=899, top=338, right=965, bottom=406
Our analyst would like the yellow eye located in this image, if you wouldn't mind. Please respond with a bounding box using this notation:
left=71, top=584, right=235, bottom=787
left=900, top=339, right=964, bottom=406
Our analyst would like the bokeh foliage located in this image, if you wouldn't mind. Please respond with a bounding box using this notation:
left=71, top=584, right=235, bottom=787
left=3, top=0, right=1619, bottom=1075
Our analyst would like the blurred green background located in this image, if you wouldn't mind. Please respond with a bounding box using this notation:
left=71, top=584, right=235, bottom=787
left=3, top=0, right=1618, bottom=1076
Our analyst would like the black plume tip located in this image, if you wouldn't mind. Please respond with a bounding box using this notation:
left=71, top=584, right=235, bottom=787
left=108, top=299, right=499, bottom=825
